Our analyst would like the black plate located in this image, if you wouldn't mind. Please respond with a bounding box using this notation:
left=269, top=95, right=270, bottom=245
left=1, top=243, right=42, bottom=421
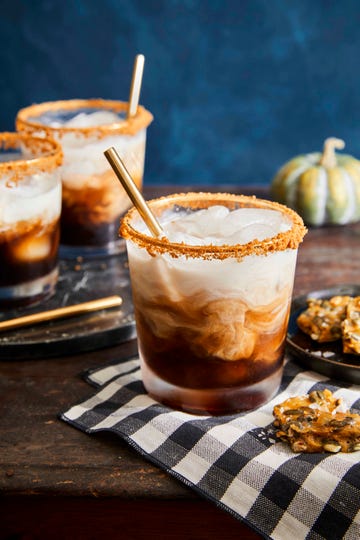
left=287, top=284, right=360, bottom=384
left=0, top=253, right=136, bottom=360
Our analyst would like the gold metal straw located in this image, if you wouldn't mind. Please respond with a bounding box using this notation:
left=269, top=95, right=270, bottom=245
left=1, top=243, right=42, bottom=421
left=127, top=54, right=145, bottom=118
left=0, top=295, right=123, bottom=332
left=104, top=147, right=164, bottom=238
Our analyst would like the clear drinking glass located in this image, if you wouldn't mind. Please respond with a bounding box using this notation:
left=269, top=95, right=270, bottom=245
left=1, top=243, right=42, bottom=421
left=121, top=192, right=307, bottom=415
left=0, top=132, right=63, bottom=308
left=16, top=99, right=153, bottom=257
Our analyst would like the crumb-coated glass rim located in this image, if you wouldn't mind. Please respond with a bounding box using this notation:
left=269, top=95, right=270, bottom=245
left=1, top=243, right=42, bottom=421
left=120, top=192, right=307, bottom=260
left=0, top=132, right=63, bottom=179
left=16, top=98, right=153, bottom=139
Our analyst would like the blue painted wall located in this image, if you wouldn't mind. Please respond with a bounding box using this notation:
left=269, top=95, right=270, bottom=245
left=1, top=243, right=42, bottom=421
left=1, top=0, right=360, bottom=186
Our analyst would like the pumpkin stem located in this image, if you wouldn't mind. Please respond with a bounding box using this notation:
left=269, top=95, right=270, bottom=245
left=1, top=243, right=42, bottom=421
left=320, top=137, right=345, bottom=168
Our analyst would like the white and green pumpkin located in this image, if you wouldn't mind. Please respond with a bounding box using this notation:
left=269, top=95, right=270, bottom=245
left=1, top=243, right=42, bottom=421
left=271, top=138, right=360, bottom=226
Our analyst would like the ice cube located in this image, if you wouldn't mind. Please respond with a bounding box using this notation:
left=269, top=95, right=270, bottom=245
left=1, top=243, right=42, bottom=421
left=194, top=206, right=229, bottom=236
left=166, top=231, right=207, bottom=245
left=64, top=111, right=122, bottom=128
left=228, top=223, right=278, bottom=244
left=13, top=236, right=51, bottom=261
left=160, top=205, right=292, bottom=246
left=164, top=206, right=229, bottom=240
left=220, top=208, right=292, bottom=244
left=221, top=208, right=287, bottom=236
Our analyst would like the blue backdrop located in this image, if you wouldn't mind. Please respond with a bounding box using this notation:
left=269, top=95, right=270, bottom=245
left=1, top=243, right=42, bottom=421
left=1, top=0, right=360, bottom=187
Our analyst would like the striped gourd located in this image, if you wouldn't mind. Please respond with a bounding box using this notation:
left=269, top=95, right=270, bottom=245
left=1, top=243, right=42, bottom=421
left=271, top=138, right=360, bottom=226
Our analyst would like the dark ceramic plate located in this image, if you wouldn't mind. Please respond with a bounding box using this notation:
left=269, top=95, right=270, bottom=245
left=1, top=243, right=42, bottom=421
left=287, top=284, right=360, bottom=384
left=0, top=253, right=136, bottom=360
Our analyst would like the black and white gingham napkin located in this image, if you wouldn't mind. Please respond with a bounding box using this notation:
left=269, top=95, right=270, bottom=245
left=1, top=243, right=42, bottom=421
left=61, top=356, right=360, bottom=540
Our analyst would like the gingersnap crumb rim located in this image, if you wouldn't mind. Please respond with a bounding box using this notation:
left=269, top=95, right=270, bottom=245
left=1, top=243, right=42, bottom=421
left=0, top=132, right=63, bottom=180
left=16, top=99, right=153, bottom=139
left=120, top=192, right=307, bottom=260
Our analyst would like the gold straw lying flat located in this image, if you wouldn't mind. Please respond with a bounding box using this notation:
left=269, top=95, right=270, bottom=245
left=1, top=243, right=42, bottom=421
left=0, top=295, right=123, bottom=332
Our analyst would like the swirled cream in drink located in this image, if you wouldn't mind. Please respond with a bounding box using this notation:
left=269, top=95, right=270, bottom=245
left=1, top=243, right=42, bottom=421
left=121, top=193, right=307, bottom=415
left=0, top=133, right=62, bottom=307
left=16, top=99, right=153, bottom=257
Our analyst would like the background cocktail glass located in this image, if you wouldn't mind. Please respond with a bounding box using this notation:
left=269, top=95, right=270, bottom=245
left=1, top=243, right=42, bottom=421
left=120, top=192, right=307, bottom=415
left=0, top=132, right=62, bottom=308
left=16, top=99, right=153, bottom=257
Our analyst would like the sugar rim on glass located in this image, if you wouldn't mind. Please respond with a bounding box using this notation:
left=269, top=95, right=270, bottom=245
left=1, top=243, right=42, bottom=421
left=16, top=99, right=153, bottom=139
left=120, top=192, right=307, bottom=260
left=0, top=132, right=63, bottom=181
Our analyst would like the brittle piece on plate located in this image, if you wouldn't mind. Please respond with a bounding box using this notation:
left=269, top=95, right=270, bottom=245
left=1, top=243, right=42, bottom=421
left=342, top=297, right=360, bottom=354
left=273, top=388, right=360, bottom=453
left=296, top=295, right=351, bottom=342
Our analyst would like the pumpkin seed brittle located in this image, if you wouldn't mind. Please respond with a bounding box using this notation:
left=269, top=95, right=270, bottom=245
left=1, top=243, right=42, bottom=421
left=297, top=295, right=350, bottom=343
left=342, top=297, right=360, bottom=354
left=297, top=294, right=360, bottom=354
left=273, top=389, right=360, bottom=453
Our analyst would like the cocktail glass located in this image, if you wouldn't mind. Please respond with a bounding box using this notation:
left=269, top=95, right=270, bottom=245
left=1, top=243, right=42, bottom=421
left=120, top=192, right=307, bottom=415
left=16, top=99, right=153, bottom=257
left=0, top=132, right=62, bottom=307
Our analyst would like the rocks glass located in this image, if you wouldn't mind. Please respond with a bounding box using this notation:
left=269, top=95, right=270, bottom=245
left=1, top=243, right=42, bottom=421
left=0, top=132, right=62, bottom=307
left=120, top=193, right=307, bottom=415
left=16, top=99, right=153, bottom=257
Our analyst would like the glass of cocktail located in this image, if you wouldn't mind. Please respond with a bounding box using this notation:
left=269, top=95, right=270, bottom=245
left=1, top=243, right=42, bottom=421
left=120, top=192, right=307, bottom=415
left=16, top=99, right=153, bottom=257
left=0, top=132, right=62, bottom=307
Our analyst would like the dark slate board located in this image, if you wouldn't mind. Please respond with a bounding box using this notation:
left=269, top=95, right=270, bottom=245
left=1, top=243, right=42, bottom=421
left=0, top=253, right=136, bottom=359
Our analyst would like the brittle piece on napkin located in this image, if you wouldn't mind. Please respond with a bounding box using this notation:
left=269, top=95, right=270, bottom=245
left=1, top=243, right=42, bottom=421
left=273, top=388, right=360, bottom=453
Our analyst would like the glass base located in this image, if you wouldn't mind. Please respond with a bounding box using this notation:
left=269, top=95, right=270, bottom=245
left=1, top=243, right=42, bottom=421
left=0, top=267, right=58, bottom=309
left=141, top=359, right=283, bottom=415
left=59, top=238, right=126, bottom=259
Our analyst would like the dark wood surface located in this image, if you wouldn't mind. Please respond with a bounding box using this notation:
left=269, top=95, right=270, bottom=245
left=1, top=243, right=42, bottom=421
left=1, top=184, right=360, bottom=540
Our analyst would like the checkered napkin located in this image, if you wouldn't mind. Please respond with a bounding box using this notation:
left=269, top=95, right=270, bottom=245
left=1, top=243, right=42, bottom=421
left=61, top=356, right=360, bottom=540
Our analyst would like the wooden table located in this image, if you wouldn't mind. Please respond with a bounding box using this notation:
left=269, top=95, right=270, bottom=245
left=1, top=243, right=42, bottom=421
left=1, top=185, right=359, bottom=540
